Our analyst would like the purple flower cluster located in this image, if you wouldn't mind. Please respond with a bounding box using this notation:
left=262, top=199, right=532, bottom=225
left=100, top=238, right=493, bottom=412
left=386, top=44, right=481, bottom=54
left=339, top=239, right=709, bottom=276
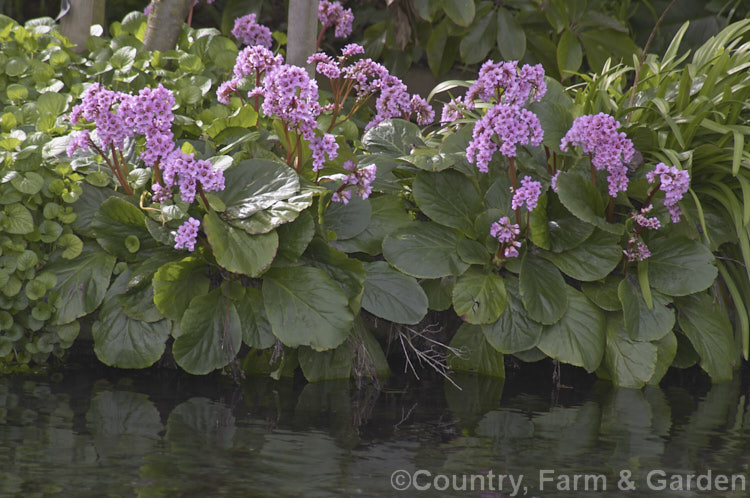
left=307, top=46, right=434, bottom=130
left=511, top=176, right=542, bottom=211
left=318, top=1, right=354, bottom=39
left=249, top=63, right=338, bottom=171
left=560, top=113, right=635, bottom=196
left=155, top=150, right=225, bottom=203
left=174, top=217, right=201, bottom=252
left=231, top=13, right=273, bottom=48
left=66, top=129, right=91, bottom=157
left=68, top=83, right=131, bottom=152
left=68, top=83, right=176, bottom=168
left=623, top=237, right=651, bottom=262
left=218, top=46, right=284, bottom=104
left=632, top=205, right=660, bottom=230
left=465, top=105, right=543, bottom=172
left=466, top=60, right=546, bottom=108
left=331, top=161, right=377, bottom=204
left=646, top=162, right=690, bottom=223
left=440, top=96, right=466, bottom=125
left=550, top=170, right=561, bottom=193
left=490, top=216, right=522, bottom=258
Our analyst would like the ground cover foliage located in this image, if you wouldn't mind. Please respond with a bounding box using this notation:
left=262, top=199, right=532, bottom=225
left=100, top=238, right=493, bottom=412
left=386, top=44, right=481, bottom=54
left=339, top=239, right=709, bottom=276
left=0, top=3, right=748, bottom=388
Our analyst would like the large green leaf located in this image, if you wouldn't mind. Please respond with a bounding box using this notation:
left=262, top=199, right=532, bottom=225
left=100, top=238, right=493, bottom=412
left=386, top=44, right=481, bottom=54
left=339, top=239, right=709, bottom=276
left=204, top=210, right=278, bottom=277
left=361, top=119, right=424, bottom=156
left=230, top=191, right=313, bottom=234
left=93, top=197, right=158, bottom=261
left=234, top=287, right=275, bottom=349
left=648, top=331, right=678, bottom=386
left=118, top=283, right=163, bottom=323
left=482, top=278, right=542, bottom=354
left=361, top=261, right=428, bottom=325
left=10, top=171, right=44, bottom=195
left=538, top=287, right=605, bottom=373
left=541, top=230, right=622, bottom=281
left=413, top=169, right=482, bottom=235
left=420, top=277, right=455, bottom=311
left=676, top=293, right=734, bottom=382
left=262, top=266, right=354, bottom=350
left=648, top=237, right=717, bottom=296
left=604, top=314, right=657, bottom=389
left=496, top=7, right=526, bottom=61
left=275, top=210, right=315, bottom=262
left=452, top=268, right=506, bottom=324
left=581, top=275, right=622, bottom=311
left=218, top=159, right=299, bottom=219
left=383, top=222, right=469, bottom=278
left=618, top=278, right=674, bottom=342
left=459, top=9, right=496, bottom=64
left=555, top=172, right=623, bottom=235
left=556, top=29, right=583, bottom=79
left=519, top=252, right=568, bottom=324
left=173, top=289, right=242, bottom=375
left=447, top=323, right=504, bottom=377
left=322, top=196, right=372, bottom=240
left=92, top=270, right=170, bottom=368
left=153, top=255, right=211, bottom=321
left=442, top=0, right=475, bottom=27
left=303, top=238, right=366, bottom=313
left=546, top=195, right=595, bottom=252
left=47, top=245, right=116, bottom=325
left=331, top=194, right=412, bottom=255
left=298, top=344, right=352, bottom=382
left=4, top=204, right=34, bottom=234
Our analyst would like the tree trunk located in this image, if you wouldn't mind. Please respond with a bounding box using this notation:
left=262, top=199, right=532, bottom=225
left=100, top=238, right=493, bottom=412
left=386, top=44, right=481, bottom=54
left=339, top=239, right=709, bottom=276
left=286, top=0, right=319, bottom=75
left=143, top=0, right=192, bottom=52
left=59, top=0, right=106, bottom=53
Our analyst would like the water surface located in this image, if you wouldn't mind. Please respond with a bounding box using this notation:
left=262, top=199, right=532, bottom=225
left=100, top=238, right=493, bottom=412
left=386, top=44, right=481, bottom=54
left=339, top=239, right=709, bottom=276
left=1, top=363, right=749, bottom=497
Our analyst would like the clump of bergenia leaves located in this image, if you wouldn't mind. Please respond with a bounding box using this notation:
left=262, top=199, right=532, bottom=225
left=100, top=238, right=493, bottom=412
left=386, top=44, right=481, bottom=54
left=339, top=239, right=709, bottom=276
left=67, top=83, right=225, bottom=252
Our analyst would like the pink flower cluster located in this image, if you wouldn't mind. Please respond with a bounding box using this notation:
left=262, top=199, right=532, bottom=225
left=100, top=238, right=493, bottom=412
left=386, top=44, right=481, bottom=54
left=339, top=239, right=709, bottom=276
left=307, top=45, right=434, bottom=130
left=466, top=60, right=546, bottom=108
left=511, top=176, right=542, bottom=211
left=632, top=205, right=660, bottom=230
left=465, top=105, right=543, bottom=172
left=318, top=0, right=354, bottom=39
left=331, top=161, right=377, bottom=204
left=68, top=83, right=176, bottom=168
left=560, top=113, right=635, bottom=196
left=154, top=149, right=225, bottom=204
left=249, top=63, right=338, bottom=170
left=174, top=217, right=201, bottom=252
left=231, top=13, right=273, bottom=48
left=646, top=163, right=690, bottom=223
left=440, top=96, right=466, bottom=126
left=623, top=237, right=651, bottom=262
left=217, top=45, right=283, bottom=104
left=464, top=61, right=546, bottom=171
left=490, top=217, right=522, bottom=258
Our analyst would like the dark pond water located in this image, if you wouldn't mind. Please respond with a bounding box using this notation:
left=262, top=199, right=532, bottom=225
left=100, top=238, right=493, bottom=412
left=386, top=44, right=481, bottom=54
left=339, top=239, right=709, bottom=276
left=2, top=361, right=750, bottom=497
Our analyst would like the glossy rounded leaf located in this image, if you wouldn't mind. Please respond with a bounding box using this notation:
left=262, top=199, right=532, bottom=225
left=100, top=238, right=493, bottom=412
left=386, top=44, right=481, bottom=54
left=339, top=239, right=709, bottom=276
left=204, top=210, right=278, bottom=277
left=537, top=287, right=605, bottom=373
left=383, top=222, right=469, bottom=278
left=262, top=266, right=354, bottom=350
left=362, top=261, right=428, bottom=325
left=413, top=169, right=483, bottom=235
left=603, top=315, right=657, bottom=389
left=218, top=159, right=300, bottom=219
left=452, top=268, right=507, bottom=325
left=519, top=253, right=568, bottom=324
left=540, top=230, right=622, bottom=281
left=618, top=278, right=674, bottom=341
left=555, top=172, right=623, bottom=235
left=174, top=289, right=243, bottom=375
left=676, top=293, right=734, bottom=382
left=153, top=256, right=211, bottom=322
left=648, top=237, right=717, bottom=296
left=482, top=278, right=542, bottom=354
